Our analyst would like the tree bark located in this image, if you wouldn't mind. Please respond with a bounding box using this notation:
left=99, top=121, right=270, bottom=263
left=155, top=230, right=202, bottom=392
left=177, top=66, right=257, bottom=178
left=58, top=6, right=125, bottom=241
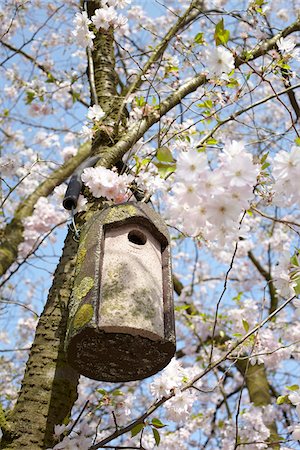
left=1, top=232, right=79, bottom=449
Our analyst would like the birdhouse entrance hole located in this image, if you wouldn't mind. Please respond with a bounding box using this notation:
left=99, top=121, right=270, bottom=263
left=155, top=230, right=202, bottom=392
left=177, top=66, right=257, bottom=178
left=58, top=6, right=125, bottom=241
left=128, top=229, right=147, bottom=245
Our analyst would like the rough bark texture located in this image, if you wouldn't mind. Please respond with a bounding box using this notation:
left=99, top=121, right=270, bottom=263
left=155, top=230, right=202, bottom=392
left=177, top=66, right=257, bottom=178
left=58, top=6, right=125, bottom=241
left=0, top=232, right=79, bottom=449
left=87, top=0, right=126, bottom=152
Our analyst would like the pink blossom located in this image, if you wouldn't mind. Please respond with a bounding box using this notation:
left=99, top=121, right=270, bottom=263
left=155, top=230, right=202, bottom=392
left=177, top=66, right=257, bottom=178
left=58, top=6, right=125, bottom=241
left=81, top=166, right=132, bottom=202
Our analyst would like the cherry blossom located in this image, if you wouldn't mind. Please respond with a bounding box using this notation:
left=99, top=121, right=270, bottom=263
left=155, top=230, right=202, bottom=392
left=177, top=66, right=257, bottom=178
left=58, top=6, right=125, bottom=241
left=277, top=37, right=300, bottom=59
left=81, top=166, right=132, bottom=202
left=72, top=11, right=95, bottom=49
left=91, top=7, right=118, bottom=31
left=149, top=358, right=184, bottom=398
left=87, top=104, right=106, bottom=121
left=204, top=46, right=235, bottom=77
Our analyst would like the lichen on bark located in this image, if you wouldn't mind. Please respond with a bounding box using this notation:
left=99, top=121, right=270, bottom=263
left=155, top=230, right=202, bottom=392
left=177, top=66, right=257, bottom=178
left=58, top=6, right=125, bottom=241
left=73, top=304, right=94, bottom=330
left=73, top=276, right=94, bottom=301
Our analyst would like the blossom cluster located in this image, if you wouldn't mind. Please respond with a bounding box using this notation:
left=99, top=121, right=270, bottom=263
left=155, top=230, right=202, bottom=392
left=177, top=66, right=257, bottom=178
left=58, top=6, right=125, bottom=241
left=277, top=36, right=300, bottom=61
left=166, top=140, right=260, bottom=245
left=273, top=251, right=298, bottom=298
left=272, top=145, right=300, bottom=207
left=81, top=166, right=133, bottom=203
left=72, top=0, right=130, bottom=49
left=149, top=358, right=196, bottom=423
left=220, top=405, right=276, bottom=449
left=18, top=197, right=68, bottom=258
left=47, top=421, right=93, bottom=450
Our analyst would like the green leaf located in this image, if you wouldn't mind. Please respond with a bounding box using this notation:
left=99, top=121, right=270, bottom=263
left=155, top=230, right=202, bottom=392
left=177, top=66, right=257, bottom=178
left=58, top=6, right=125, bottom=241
left=260, top=152, right=269, bottom=164
left=290, top=254, right=299, bottom=267
left=233, top=292, right=243, bottom=303
left=131, top=423, right=145, bottom=437
left=135, top=96, right=146, bottom=107
left=97, top=388, right=107, bottom=395
left=261, top=162, right=270, bottom=170
left=154, top=162, right=176, bottom=178
left=243, top=51, right=253, bottom=61
left=233, top=333, right=242, bottom=338
left=276, top=395, right=289, bottom=405
left=197, top=100, right=213, bottom=109
left=112, top=389, right=123, bottom=396
left=46, top=73, right=56, bottom=83
left=278, top=61, right=291, bottom=70
left=25, top=91, right=35, bottom=105
left=71, top=91, right=81, bottom=103
left=194, top=32, right=204, bottom=44
left=206, top=138, right=218, bottom=145
left=152, top=428, right=161, bottom=446
left=295, top=137, right=300, bottom=146
left=174, top=304, right=191, bottom=312
left=156, top=147, right=174, bottom=163
left=166, top=66, right=179, bottom=73
left=214, top=19, right=230, bottom=46
left=141, top=158, right=151, bottom=166
left=242, top=319, right=249, bottom=333
left=151, top=418, right=166, bottom=429
left=292, top=276, right=300, bottom=295
left=286, top=384, right=299, bottom=391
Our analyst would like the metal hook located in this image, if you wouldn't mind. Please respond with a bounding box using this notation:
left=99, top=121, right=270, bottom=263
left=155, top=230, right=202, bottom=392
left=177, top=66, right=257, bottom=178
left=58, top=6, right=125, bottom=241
left=68, top=207, right=81, bottom=242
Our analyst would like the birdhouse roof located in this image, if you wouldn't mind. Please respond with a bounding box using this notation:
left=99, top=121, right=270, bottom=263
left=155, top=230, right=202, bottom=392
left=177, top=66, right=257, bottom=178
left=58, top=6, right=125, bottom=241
left=85, top=202, right=170, bottom=248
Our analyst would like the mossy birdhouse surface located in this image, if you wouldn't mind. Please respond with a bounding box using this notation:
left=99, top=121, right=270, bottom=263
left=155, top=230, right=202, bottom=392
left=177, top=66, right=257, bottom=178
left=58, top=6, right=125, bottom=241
left=65, top=202, right=176, bottom=382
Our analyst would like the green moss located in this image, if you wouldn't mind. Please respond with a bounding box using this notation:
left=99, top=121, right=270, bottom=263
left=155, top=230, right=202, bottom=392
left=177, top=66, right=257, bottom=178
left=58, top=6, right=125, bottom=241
left=104, top=204, right=137, bottom=223
left=76, top=246, right=87, bottom=268
left=0, top=248, right=13, bottom=257
left=131, top=288, right=155, bottom=320
left=73, top=304, right=94, bottom=329
left=73, top=276, right=94, bottom=300
left=0, top=403, right=7, bottom=430
left=102, top=264, right=127, bottom=301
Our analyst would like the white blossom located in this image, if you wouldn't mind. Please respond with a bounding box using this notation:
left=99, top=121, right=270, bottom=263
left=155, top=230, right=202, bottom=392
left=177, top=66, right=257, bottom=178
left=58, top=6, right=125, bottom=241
left=150, top=358, right=183, bottom=398
left=87, top=104, right=105, bottom=121
left=165, top=389, right=195, bottom=422
left=277, top=37, right=300, bottom=59
left=204, top=46, right=235, bottom=78
left=81, top=166, right=132, bottom=202
left=91, top=7, right=118, bottom=30
left=72, top=11, right=95, bottom=49
left=291, top=424, right=300, bottom=440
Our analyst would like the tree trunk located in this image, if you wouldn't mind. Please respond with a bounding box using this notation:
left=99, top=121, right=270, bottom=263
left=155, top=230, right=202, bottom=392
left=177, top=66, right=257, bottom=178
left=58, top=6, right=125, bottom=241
left=1, top=232, right=79, bottom=449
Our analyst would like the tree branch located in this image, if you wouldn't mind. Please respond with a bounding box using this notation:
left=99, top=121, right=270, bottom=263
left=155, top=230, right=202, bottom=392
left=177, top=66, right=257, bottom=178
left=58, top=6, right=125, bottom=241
left=0, top=142, right=91, bottom=278
left=0, top=39, right=89, bottom=107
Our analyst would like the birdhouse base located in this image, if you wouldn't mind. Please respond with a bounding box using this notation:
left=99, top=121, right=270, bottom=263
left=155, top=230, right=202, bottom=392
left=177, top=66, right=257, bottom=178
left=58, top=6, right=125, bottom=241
left=67, top=327, right=176, bottom=382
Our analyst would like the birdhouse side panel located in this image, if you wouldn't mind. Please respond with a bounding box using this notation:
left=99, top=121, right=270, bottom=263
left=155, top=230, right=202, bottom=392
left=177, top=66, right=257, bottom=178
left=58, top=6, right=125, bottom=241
left=67, top=218, right=103, bottom=337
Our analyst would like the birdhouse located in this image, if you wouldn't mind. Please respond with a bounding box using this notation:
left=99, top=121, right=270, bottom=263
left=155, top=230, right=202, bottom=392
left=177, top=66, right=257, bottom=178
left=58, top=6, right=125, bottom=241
left=65, top=202, right=176, bottom=382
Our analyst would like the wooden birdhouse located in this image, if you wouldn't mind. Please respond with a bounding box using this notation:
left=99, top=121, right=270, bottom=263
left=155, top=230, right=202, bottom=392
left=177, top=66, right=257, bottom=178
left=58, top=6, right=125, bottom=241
left=65, top=202, right=176, bottom=382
